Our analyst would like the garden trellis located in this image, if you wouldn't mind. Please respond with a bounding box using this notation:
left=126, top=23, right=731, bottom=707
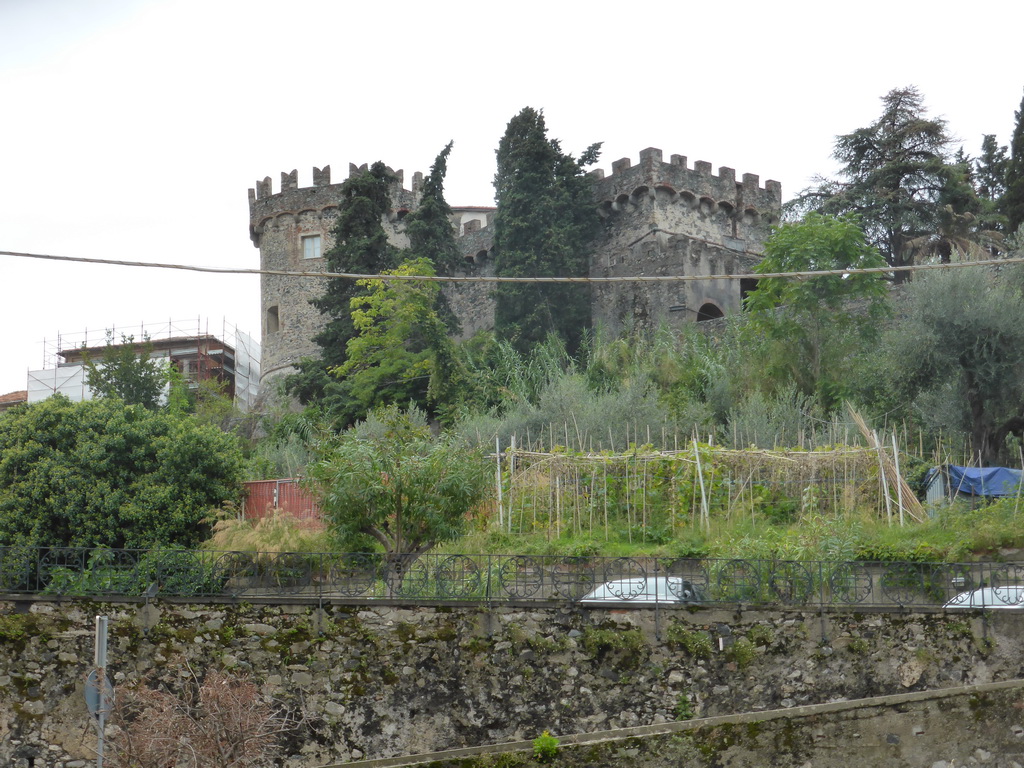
left=497, top=443, right=890, bottom=541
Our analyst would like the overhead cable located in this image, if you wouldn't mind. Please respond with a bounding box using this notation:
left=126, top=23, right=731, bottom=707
left=2, top=249, right=1022, bottom=283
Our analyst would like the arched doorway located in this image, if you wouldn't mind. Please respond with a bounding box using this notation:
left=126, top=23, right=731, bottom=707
left=696, top=302, right=724, bottom=322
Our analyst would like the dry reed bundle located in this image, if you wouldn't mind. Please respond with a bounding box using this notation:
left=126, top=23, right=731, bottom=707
left=846, top=403, right=926, bottom=524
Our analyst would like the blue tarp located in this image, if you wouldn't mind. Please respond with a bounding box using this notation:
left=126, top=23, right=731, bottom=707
left=925, top=465, right=1023, bottom=498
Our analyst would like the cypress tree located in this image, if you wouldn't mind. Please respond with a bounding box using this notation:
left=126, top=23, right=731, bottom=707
left=975, top=134, right=1009, bottom=203
left=492, top=108, right=601, bottom=355
left=287, top=162, right=401, bottom=414
left=1004, top=90, right=1024, bottom=235
left=405, top=141, right=461, bottom=277
left=405, top=141, right=462, bottom=334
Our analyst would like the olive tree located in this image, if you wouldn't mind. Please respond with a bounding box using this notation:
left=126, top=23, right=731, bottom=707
left=306, top=406, right=491, bottom=593
left=881, top=265, right=1024, bottom=465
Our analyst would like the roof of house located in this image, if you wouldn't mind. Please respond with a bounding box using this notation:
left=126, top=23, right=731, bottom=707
left=0, top=390, right=28, bottom=408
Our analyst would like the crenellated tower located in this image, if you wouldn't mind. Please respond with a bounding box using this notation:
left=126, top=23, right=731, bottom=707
left=588, top=147, right=782, bottom=331
left=248, top=164, right=423, bottom=385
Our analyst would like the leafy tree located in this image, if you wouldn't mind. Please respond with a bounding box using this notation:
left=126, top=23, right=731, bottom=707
left=287, top=162, right=402, bottom=417
left=492, top=107, right=601, bottom=354
left=1005, top=89, right=1024, bottom=235
left=335, top=258, right=440, bottom=413
left=881, top=266, right=1024, bottom=465
left=82, top=332, right=169, bottom=409
left=744, top=213, right=889, bottom=408
left=0, top=396, right=245, bottom=549
left=790, top=87, right=970, bottom=279
left=306, top=406, right=491, bottom=592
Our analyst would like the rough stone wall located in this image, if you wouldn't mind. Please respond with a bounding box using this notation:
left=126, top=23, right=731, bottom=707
left=2, top=599, right=1020, bottom=768
left=409, top=683, right=1024, bottom=768
left=446, top=225, right=497, bottom=341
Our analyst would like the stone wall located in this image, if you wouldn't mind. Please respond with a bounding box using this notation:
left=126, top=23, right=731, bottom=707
left=367, top=681, right=1024, bottom=768
left=2, top=599, right=1021, bottom=767
left=589, top=148, right=780, bottom=333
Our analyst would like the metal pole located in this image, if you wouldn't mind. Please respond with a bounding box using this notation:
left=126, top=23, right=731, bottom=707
left=496, top=437, right=503, bottom=531
left=509, top=435, right=517, bottom=533
left=95, top=615, right=109, bottom=768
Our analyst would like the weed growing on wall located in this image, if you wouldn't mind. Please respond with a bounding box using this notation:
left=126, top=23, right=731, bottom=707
left=532, top=731, right=560, bottom=763
left=667, top=623, right=714, bottom=659
left=725, top=637, right=757, bottom=669
left=673, top=692, right=695, bottom=720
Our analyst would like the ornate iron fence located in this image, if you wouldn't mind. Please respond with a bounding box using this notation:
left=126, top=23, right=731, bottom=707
left=1, top=546, right=1022, bottom=610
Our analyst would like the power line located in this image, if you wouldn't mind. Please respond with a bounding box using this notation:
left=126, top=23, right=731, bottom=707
left=3, top=248, right=1023, bottom=283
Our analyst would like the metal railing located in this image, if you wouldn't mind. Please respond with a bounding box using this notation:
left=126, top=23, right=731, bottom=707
left=1, top=547, right=1023, bottom=610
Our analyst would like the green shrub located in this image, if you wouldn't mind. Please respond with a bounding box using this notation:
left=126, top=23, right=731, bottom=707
left=667, top=624, right=713, bottom=659
left=847, top=637, right=870, bottom=656
left=725, top=637, right=756, bottom=669
left=532, top=731, right=559, bottom=763
left=673, top=692, right=694, bottom=720
left=0, top=396, right=244, bottom=549
left=42, top=546, right=226, bottom=597
left=581, top=627, right=647, bottom=659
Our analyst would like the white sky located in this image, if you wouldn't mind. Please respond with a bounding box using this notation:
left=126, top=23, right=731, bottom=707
left=1, top=0, right=1021, bottom=396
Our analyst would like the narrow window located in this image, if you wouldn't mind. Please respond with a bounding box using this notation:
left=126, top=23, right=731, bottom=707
left=302, top=234, right=322, bottom=260
left=266, top=306, right=280, bottom=334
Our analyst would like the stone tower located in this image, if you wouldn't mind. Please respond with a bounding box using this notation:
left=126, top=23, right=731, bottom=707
left=248, top=165, right=422, bottom=387
left=589, top=147, right=782, bottom=332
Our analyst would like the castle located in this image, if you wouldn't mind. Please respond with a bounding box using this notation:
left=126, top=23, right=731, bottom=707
left=248, top=148, right=782, bottom=387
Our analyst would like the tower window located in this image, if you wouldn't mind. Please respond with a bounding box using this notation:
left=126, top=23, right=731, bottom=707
left=266, top=306, right=280, bottom=334
left=302, top=235, right=322, bottom=260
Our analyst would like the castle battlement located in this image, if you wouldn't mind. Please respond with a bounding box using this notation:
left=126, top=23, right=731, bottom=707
left=590, top=147, right=782, bottom=218
left=249, top=164, right=424, bottom=201
left=248, top=165, right=424, bottom=245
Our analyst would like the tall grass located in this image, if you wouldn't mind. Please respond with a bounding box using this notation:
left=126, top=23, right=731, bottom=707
left=204, top=511, right=332, bottom=558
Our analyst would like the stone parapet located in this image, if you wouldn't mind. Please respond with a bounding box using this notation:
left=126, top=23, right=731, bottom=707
left=591, top=147, right=782, bottom=217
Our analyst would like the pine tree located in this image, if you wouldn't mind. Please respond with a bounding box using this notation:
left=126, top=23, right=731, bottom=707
left=1004, top=90, right=1024, bottom=235
left=492, top=108, right=601, bottom=354
left=790, top=87, right=968, bottom=279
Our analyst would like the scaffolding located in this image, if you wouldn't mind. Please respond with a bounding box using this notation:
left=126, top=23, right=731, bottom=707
left=27, top=318, right=261, bottom=410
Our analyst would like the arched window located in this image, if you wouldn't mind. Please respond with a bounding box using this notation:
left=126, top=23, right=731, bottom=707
left=266, top=305, right=280, bottom=334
